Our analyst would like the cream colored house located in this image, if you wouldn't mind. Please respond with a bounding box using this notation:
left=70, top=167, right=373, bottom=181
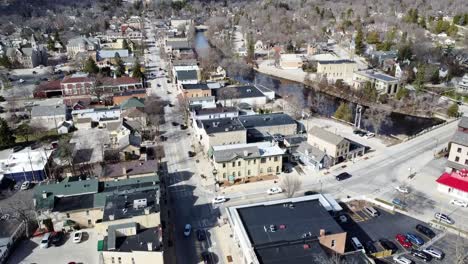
left=212, top=142, right=284, bottom=183
left=317, top=60, right=357, bottom=84
left=195, top=118, right=247, bottom=152
left=280, top=54, right=303, bottom=69
left=307, top=127, right=350, bottom=165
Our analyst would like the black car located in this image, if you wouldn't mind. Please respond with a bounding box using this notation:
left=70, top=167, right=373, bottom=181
left=304, top=191, right=318, bottom=196
left=201, top=251, right=212, bottom=264
left=335, top=172, right=352, bottom=181
left=415, top=224, right=436, bottom=239
left=365, top=241, right=377, bottom=254
left=51, top=231, right=64, bottom=246
left=188, top=151, right=196, bottom=157
left=196, top=229, right=206, bottom=241
left=379, top=239, right=398, bottom=253
left=171, top=121, right=179, bottom=126
left=411, top=249, right=432, bottom=262
left=353, top=129, right=366, bottom=136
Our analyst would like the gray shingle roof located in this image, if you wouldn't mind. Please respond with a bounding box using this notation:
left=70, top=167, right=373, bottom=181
left=308, top=126, right=345, bottom=145
left=297, top=142, right=326, bottom=162
left=458, top=117, right=468, bottom=129
left=176, top=70, right=198, bottom=81
left=451, top=131, right=468, bottom=147
left=239, top=113, right=296, bottom=128
left=31, top=105, right=66, bottom=118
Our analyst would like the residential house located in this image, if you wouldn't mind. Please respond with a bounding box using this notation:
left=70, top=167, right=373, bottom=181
left=57, top=121, right=73, bottom=134
left=316, top=60, right=357, bottom=84
left=95, top=76, right=143, bottom=96
left=296, top=141, right=332, bottom=171
left=0, top=147, right=53, bottom=183
left=66, top=36, right=100, bottom=58
left=212, top=142, right=284, bottom=183
left=101, top=160, right=158, bottom=181
left=280, top=54, right=304, bottom=69
left=181, top=83, right=212, bottom=98
left=195, top=118, right=246, bottom=152
left=239, top=113, right=298, bottom=141
left=307, top=126, right=350, bottom=165
left=100, top=38, right=134, bottom=50
left=113, top=89, right=147, bottom=105
left=100, top=223, right=163, bottom=264
left=353, top=70, right=400, bottom=95
left=173, top=65, right=201, bottom=89
left=30, top=104, right=67, bottom=130
left=97, top=49, right=129, bottom=61
left=209, top=66, right=227, bottom=81
left=6, top=35, right=47, bottom=68
left=165, top=40, right=192, bottom=59
left=215, top=85, right=268, bottom=108
left=170, top=18, right=193, bottom=28
left=121, top=108, right=147, bottom=128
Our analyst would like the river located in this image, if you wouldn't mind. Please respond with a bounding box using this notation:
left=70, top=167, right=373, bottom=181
left=194, top=31, right=443, bottom=136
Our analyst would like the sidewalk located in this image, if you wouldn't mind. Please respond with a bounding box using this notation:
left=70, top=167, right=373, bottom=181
left=211, top=222, right=243, bottom=263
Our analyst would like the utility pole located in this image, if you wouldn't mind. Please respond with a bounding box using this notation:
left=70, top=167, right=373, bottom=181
left=354, top=104, right=363, bottom=129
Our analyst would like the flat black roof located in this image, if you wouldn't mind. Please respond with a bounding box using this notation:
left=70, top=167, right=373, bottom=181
left=255, top=239, right=331, bottom=264
left=215, top=85, right=264, bottom=99
left=102, top=189, right=159, bottom=221
left=237, top=199, right=343, bottom=246
left=52, top=193, right=95, bottom=212
left=182, top=83, right=210, bottom=90
left=103, top=227, right=161, bottom=252
left=199, top=117, right=245, bottom=134
left=239, top=113, right=296, bottom=129
left=194, top=106, right=238, bottom=115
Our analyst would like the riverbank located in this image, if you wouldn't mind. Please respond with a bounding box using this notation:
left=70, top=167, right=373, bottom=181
left=255, top=59, right=449, bottom=121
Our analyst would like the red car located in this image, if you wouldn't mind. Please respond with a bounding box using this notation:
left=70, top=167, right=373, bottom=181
left=395, top=234, right=412, bottom=249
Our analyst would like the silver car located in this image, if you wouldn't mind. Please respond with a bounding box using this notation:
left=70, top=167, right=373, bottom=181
left=434, top=212, right=454, bottom=224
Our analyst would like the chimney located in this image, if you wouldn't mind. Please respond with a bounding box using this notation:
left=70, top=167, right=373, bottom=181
left=243, top=150, right=249, bottom=156
left=109, top=214, right=114, bottom=221
left=144, top=207, right=150, bottom=215
left=319, top=229, right=325, bottom=237
left=147, top=242, right=153, bottom=251
left=42, top=191, right=47, bottom=199
left=122, top=167, right=127, bottom=177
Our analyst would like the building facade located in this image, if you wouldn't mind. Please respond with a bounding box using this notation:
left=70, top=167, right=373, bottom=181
left=316, top=60, right=357, bottom=84
left=353, top=70, right=400, bottom=95
left=308, top=126, right=350, bottom=165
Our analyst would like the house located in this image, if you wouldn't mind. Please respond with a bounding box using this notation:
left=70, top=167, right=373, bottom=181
left=239, top=113, right=298, bottom=141
left=296, top=141, right=332, bottom=170
left=165, top=40, right=192, bottom=58
left=181, top=83, right=212, bottom=98
left=121, top=108, right=147, bottom=127
left=101, top=160, right=158, bottom=181
left=61, top=73, right=96, bottom=105
left=95, top=76, right=143, bottom=96
left=100, top=223, right=163, bottom=264
left=33, top=80, right=63, bottom=98
left=30, top=104, right=67, bottom=130
left=209, top=66, right=226, bottom=81
left=212, top=141, right=284, bottom=183
left=436, top=171, right=468, bottom=201
left=308, top=126, right=350, bottom=165
left=57, top=121, right=73, bottom=134
left=457, top=74, right=468, bottom=94
left=445, top=117, right=468, bottom=173
left=170, top=18, right=193, bottom=28
left=316, top=60, right=357, bottom=84
left=191, top=107, right=239, bottom=122
left=113, top=89, right=147, bottom=105
left=353, top=70, right=400, bottom=95
left=280, top=54, right=304, bottom=69
left=33, top=176, right=160, bottom=232
left=215, top=85, right=268, bottom=107
left=119, top=97, right=145, bottom=110
left=97, top=49, right=129, bottom=61
left=6, top=35, right=48, bottom=68
left=195, top=118, right=246, bottom=152
left=0, top=147, right=53, bottom=183
left=187, top=96, right=216, bottom=110
left=173, top=65, right=201, bottom=88
left=66, top=36, right=100, bottom=58
left=226, top=194, right=370, bottom=264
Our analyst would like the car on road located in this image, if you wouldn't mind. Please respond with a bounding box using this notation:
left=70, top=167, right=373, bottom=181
left=434, top=212, right=454, bottom=224
left=201, top=251, right=213, bottom=264
left=188, top=151, right=196, bottom=158
left=51, top=231, right=64, bottom=246
left=267, top=187, right=283, bottom=195
left=183, top=224, right=192, bottom=237
left=449, top=199, right=468, bottom=207
left=335, top=172, right=352, bottom=181
left=415, top=224, right=435, bottom=239
left=395, top=185, right=409, bottom=193
left=304, top=191, right=318, bottom=196
left=393, top=255, right=414, bottom=264
left=392, top=198, right=407, bottom=208
left=40, top=232, right=51, bottom=248
left=353, top=130, right=366, bottom=136
left=196, top=229, right=206, bottom=241
left=365, top=241, right=377, bottom=254
left=422, top=247, right=444, bottom=260
left=171, top=121, right=179, bottom=126
left=411, top=249, right=432, bottom=262
left=405, top=233, right=424, bottom=246
left=20, top=181, right=31, bottom=190
left=212, top=196, right=226, bottom=204
left=395, top=234, right=412, bottom=249
left=379, top=239, right=398, bottom=253
left=365, top=132, right=375, bottom=139
left=72, top=231, right=83, bottom=243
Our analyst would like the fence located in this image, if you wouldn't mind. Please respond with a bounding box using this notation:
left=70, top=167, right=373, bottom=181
left=0, top=221, right=26, bottom=264
left=404, top=116, right=461, bottom=142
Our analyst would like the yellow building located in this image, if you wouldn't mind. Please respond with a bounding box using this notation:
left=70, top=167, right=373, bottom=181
left=307, top=126, right=350, bottom=165
left=280, top=54, right=304, bottom=69
left=316, top=60, right=358, bottom=84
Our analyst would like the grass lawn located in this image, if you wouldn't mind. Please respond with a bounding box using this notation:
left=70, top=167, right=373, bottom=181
left=15, top=129, right=60, bottom=143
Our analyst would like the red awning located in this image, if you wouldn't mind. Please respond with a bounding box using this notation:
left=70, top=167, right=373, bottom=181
left=436, top=172, right=468, bottom=192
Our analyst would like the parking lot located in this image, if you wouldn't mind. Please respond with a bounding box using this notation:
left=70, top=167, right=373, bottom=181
left=7, top=229, right=100, bottom=264
left=338, top=201, right=467, bottom=263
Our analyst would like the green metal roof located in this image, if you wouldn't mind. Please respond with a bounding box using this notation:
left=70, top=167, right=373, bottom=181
left=120, top=97, right=145, bottom=110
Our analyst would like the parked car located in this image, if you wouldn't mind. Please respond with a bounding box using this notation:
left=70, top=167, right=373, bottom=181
left=304, top=191, right=318, bottom=196
left=411, top=249, right=432, bottom=262
left=395, top=185, right=409, bottom=193
left=392, top=198, right=407, bottom=208
left=335, top=172, right=352, bottom=181
left=406, top=233, right=424, bottom=246
left=395, top=234, right=412, bottom=249
left=171, top=121, right=179, bottom=126
left=434, top=212, right=454, bottom=224
left=196, top=229, right=206, bottom=241
left=188, top=151, right=196, bottom=158
left=20, top=181, right=31, bottom=190
left=379, top=239, right=398, bottom=253
left=393, top=255, right=414, bottom=264
left=212, top=196, right=226, bottom=204
left=51, top=231, right=64, bottom=246
left=365, top=241, right=377, bottom=254
left=415, top=224, right=435, bottom=239
left=72, top=231, right=82, bottom=243
left=365, top=132, right=375, bottom=139
left=449, top=199, right=468, bottom=207
left=422, top=247, right=444, bottom=260
left=339, top=214, right=348, bottom=223
left=183, top=224, right=192, bottom=237
left=267, top=187, right=283, bottom=195
left=353, top=129, right=366, bottom=136
left=201, top=251, right=213, bottom=264
left=40, top=232, right=52, bottom=248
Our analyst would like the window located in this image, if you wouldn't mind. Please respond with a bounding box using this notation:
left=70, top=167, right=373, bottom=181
left=223, top=173, right=226, bottom=179
left=111, top=257, right=115, bottom=264
left=274, top=157, right=278, bottom=162
left=132, top=258, right=135, bottom=264
left=238, top=161, right=241, bottom=166
left=232, top=162, right=235, bottom=167
left=88, top=219, right=92, bottom=225
left=331, top=240, right=336, bottom=247
left=66, top=213, right=70, bottom=218
left=248, top=160, right=251, bottom=165
left=455, top=156, right=460, bottom=162
left=118, top=257, right=122, bottom=264
left=253, top=159, right=257, bottom=164
left=465, top=159, right=468, bottom=165
left=458, top=147, right=462, bottom=153
left=267, top=167, right=272, bottom=173
left=238, top=171, right=241, bottom=176
left=260, top=168, right=264, bottom=173
left=269, top=157, right=271, bottom=161
left=222, top=163, right=226, bottom=168
left=247, top=170, right=251, bottom=176
left=86, top=210, right=89, bottom=216
left=261, top=158, right=266, bottom=163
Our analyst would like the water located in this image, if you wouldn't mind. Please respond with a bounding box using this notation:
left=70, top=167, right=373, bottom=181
left=194, top=32, right=443, bottom=136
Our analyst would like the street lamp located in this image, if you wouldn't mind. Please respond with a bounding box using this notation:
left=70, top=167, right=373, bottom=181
left=212, top=169, right=218, bottom=193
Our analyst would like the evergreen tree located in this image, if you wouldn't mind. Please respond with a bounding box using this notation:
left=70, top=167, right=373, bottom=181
left=334, top=103, right=353, bottom=123
left=132, top=58, right=144, bottom=79
left=114, top=53, right=125, bottom=77
left=122, top=39, right=131, bottom=53
left=363, top=81, right=378, bottom=102
left=397, top=44, right=413, bottom=61
left=354, top=28, right=365, bottom=55
left=0, top=118, right=15, bottom=148
left=47, top=36, right=55, bottom=51
left=246, top=32, right=255, bottom=63
left=396, top=87, right=409, bottom=100
left=366, top=31, right=380, bottom=44
left=447, top=103, right=459, bottom=117
left=0, top=55, right=12, bottom=69
left=430, top=69, right=440, bottom=84
left=83, top=57, right=99, bottom=74
left=413, top=65, right=426, bottom=92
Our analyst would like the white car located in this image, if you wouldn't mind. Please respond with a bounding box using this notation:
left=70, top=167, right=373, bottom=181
left=449, top=199, right=468, bottom=207
left=365, top=132, right=375, bottom=139
left=434, top=212, right=454, bottom=225
left=183, top=224, right=191, bottom=237
left=395, top=186, right=409, bottom=194
left=393, top=255, right=413, bottom=264
left=72, top=231, right=83, bottom=243
left=20, top=181, right=31, bottom=190
left=212, top=196, right=226, bottom=204
left=267, top=187, right=283, bottom=195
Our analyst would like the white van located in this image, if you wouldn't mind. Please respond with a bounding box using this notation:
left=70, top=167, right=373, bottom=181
left=351, top=237, right=364, bottom=252
left=364, top=206, right=379, bottom=217
left=422, top=247, right=444, bottom=260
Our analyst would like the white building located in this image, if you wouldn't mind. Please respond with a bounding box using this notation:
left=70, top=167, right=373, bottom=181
left=0, top=147, right=53, bottom=183
left=187, top=96, right=216, bottom=109
left=72, top=107, right=121, bottom=123
left=457, top=74, right=468, bottom=94
left=353, top=70, right=400, bottom=95
left=216, top=86, right=268, bottom=108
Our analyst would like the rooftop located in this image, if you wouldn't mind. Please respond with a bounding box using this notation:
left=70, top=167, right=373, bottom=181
left=98, top=49, right=129, bottom=59
left=212, top=141, right=285, bottom=163
left=355, top=70, right=398, bottom=82
left=166, top=40, right=191, bottom=50
left=181, top=83, right=210, bottom=90
left=216, top=85, right=265, bottom=99
left=458, top=116, right=468, bottom=129
left=239, top=113, right=296, bottom=129
left=0, top=148, right=53, bottom=175
left=194, top=106, right=238, bottom=116
left=451, top=130, right=468, bottom=147
left=102, top=160, right=158, bottom=179
left=120, top=97, right=145, bottom=110
left=199, top=117, right=245, bottom=134
left=317, top=59, right=356, bottom=65
left=309, top=126, right=346, bottom=146
left=436, top=171, right=468, bottom=192
left=103, top=225, right=162, bottom=252
left=98, top=76, right=142, bottom=86
left=175, top=69, right=198, bottom=81
left=102, top=188, right=159, bottom=222
left=31, top=104, right=66, bottom=118
left=61, top=75, right=94, bottom=84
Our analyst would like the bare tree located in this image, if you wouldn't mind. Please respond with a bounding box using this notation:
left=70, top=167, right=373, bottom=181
left=7, top=199, right=37, bottom=238
left=363, top=108, right=392, bottom=135
left=280, top=175, right=302, bottom=198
